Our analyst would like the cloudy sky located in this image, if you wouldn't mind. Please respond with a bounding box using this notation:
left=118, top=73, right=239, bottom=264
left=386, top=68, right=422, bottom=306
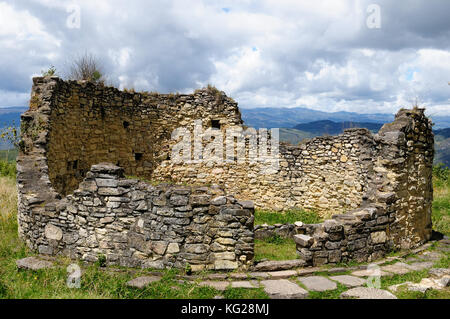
left=1, top=0, right=449, bottom=115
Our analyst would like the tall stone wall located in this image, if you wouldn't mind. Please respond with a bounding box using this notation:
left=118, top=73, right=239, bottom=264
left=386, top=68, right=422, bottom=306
left=41, top=77, right=242, bottom=196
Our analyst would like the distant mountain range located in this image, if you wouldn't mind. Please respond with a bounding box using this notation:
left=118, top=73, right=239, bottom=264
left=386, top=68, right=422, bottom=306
left=293, top=120, right=384, bottom=135
left=241, top=107, right=450, bottom=130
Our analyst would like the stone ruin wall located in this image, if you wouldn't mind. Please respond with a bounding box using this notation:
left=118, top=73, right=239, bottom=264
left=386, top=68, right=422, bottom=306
left=41, top=78, right=242, bottom=196
left=17, top=76, right=434, bottom=270
left=257, top=109, right=434, bottom=266
left=153, top=128, right=373, bottom=218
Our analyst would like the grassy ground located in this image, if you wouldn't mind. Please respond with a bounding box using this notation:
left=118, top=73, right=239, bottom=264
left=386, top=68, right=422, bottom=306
left=432, top=165, right=450, bottom=236
left=253, top=210, right=322, bottom=262
left=254, top=209, right=322, bottom=225
left=254, top=236, right=298, bottom=262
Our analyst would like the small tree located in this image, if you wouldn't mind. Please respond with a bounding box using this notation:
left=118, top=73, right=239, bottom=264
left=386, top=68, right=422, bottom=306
left=0, top=123, right=19, bottom=162
left=67, top=52, right=104, bottom=83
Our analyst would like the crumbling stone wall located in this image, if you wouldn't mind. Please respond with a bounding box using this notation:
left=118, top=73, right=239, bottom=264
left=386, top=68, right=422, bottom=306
left=17, top=77, right=250, bottom=270
left=294, top=109, right=434, bottom=266
left=42, top=78, right=242, bottom=196
left=154, top=128, right=373, bottom=217
left=34, top=163, right=254, bottom=270
left=17, top=77, right=434, bottom=269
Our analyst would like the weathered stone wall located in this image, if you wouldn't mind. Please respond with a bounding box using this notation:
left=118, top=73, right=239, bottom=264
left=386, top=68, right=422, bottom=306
left=43, top=78, right=242, bottom=196
left=294, top=108, right=434, bottom=266
left=17, top=77, right=250, bottom=270
left=154, top=127, right=374, bottom=218
left=24, top=163, right=254, bottom=270
left=17, top=77, right=434, bottom=269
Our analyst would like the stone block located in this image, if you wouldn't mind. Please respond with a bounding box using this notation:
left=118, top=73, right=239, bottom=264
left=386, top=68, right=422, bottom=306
left=294, top=234, right=314, bottom=247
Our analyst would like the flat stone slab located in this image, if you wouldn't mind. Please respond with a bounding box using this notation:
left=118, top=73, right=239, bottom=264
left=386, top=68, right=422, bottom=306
left=205, top=273, right=228, bottom=280
left=404, top=261, right=434, bottom=271
left=199, top=281, right=230, bottom=291
left=329, top=275, right=367, bottom=288
left=253, top=259, right=305, bottom=272
left=429, top=268, right=450, bottom=278
left=437, top=246, right=450, bottom=253
left=126, top=276, right=161, bottom=288
left=388, top=282, right=429, bottom=294
left=261, top=279, right=308, bottom=299
left=298, top=276, right=337, bottom=292
left=248, top=272, right=271, bottom=279
left=16, top=257, right=54, bottom=271
left=340, top=287, right=397, bottom=299
left=328, top=267, right=351, bottom=274
left=231, top=281, right=259, bottom=289
left=297, top=267, right=321, bottom=276
left=381, top=263, right=412, bottom=275
left=417, top=277, right=450, bottom=290
left=351, top=269, right=390, bottom=277
left=229, top=273, right=248, bottom=280
left=419, top=251, right=444, bottom=261
left=267, top=270, right=297, bottom=279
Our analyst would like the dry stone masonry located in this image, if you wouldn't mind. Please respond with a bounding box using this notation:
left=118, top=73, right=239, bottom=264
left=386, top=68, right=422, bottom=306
left=17, top=76, right=434, bottom=269
left=294, top=109, right=434, bottom=266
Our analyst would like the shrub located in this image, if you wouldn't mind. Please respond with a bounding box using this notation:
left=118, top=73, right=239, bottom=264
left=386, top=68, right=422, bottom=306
left=67, top=52, right=105, bottom=83
left=433, top=163, right=449, bottom=182
left=0, top=160, right=16, bottom=178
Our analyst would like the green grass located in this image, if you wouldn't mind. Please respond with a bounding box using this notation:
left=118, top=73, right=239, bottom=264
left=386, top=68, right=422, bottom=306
left=0, top=159, right=16, bottom=178
left=254, top=209, right=322, bottom=225
left=254, top=235, right=298, bottom=261
left=432, top=173, right=450, bottom=236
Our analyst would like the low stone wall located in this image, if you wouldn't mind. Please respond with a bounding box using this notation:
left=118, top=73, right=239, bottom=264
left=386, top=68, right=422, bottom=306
left=255, top=223, right=303, bottom=240
left=19, top=163, right=254, bottom=271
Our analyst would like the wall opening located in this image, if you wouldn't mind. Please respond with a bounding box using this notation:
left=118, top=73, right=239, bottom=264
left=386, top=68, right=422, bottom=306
left=211, top=119, right=221, bottom=129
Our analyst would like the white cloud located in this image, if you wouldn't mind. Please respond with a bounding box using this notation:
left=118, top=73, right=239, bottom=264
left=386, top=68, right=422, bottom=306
left=0, top=0, right=449, bottom=116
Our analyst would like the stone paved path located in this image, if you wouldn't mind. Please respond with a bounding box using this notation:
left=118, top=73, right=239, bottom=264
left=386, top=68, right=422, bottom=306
left=16, top=237, right=449, bottom=299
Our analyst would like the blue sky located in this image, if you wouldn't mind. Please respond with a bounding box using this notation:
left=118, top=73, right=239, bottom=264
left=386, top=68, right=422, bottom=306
left=0, top=0, right=449, bottom=115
